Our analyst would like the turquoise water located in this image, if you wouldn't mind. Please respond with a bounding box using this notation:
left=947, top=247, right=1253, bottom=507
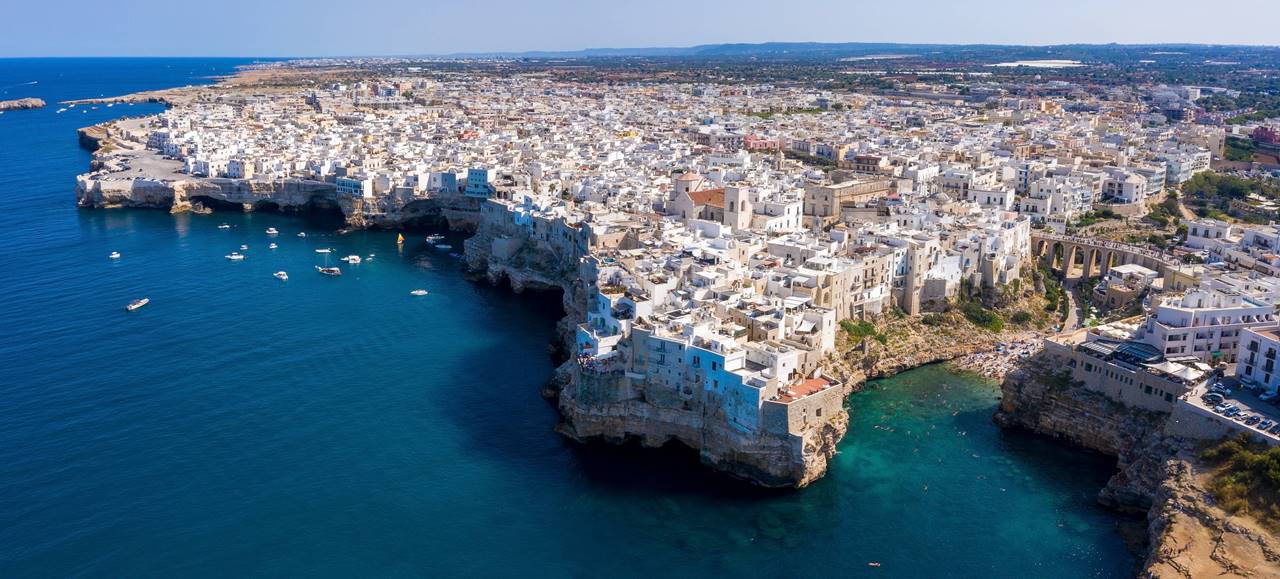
left=0, top=59, right=1135, bottom=577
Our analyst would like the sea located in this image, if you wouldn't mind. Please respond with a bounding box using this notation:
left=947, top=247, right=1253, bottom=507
left=0, top=58, right=1137, bottom=577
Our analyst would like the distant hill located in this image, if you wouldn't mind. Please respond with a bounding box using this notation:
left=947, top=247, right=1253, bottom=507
left=442, top=41, right=1280, bottom=61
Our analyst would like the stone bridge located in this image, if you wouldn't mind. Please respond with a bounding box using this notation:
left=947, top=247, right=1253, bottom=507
left=1031, top=231, right=1179, bottom=281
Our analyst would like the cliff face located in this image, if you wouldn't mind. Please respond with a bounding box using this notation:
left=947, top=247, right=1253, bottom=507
left=76, top=173, right=484, bottom=231
left=994, top=356, right=1280, bottom=576
left=556, top=367, right=849, bottom=487
left=994, top=358, right=1175, bottom=512
left=1144, top=456, right=1280, bottom=578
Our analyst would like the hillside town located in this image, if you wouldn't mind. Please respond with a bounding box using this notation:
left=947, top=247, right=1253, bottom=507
left=74, top=68, right=1280, bottom=465
left=55, top=44, right=1280, bottom=575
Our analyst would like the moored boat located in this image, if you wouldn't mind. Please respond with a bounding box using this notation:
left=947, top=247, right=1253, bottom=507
left=125, top=298, right=150, bottom=311
left=268, top=243, right=278, bottom=249
left=315, top=248, right=332, bottom=254
left=217, top=223, right=231, bottom=229
left=316, top=266, right=342, bottom=276
left=265, top=227, right=279, bottom=236
left=297, top=232, right=307, bottom=238
left=108, top=251, right=121, bottom=259
left=273, top=271, right=288, bottom=281
left=341, top=255, right=362, bottom=264
left=410, top=289, right=428, bottom=296
left=225, top=252, right=245, bottom=261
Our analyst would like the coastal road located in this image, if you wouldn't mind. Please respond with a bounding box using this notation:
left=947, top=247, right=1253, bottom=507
left=1063, top=285, right=1082, bottom=331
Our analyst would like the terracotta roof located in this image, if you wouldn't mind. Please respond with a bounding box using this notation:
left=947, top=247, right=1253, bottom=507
left=777, top=377, right=830, bottom=403
left=689, top=188, right=725, bottom=208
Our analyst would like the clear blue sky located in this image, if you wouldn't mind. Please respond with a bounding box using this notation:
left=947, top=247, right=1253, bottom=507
left=2, top=0, right=1277, bottom=57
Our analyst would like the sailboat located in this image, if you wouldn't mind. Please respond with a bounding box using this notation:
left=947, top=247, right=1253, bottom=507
left=396, top=233, right=405, bottom=244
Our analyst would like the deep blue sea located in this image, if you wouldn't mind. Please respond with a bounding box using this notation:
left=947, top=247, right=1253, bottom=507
left=0, top=59, right=1137, bottom=577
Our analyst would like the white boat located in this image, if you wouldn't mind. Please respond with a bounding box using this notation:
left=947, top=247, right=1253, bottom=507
left=410, top=289, right=428, bottom=296
left=425, top=234, right=444, bottom=242
left=435, top=244, right=453, bottom=250
left=56, top=108, right=66, bottom=113
left=315, top=248, right=332, bottom=254
left=217, top=223, right=231, bottom=229
left=225, top=252, right=245, bottom=261
left=239, top=245, right=248, bottom=251
left=341, top=255, right=361, bottom=264
left=268, top=243, right=278, bottom=249
left=266, top=227, right=279, bottom=236
left=108, top=251, right=121, bottom=259
left=297, top=232, right=307, bottom=238
left=126, top=298, right=150, bottom=311
left=273, top=271, right=288, bottom=281
left=316, top=266, right=342, bottom=276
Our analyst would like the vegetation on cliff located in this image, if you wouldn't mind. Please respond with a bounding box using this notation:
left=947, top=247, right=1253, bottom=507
left=829, top=278, right=1053, bottom=381
left=1200, top=434, right=1280, bottom=530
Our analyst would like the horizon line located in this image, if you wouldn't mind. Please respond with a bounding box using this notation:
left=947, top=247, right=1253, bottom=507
left=4, top=39, right=1280, bottom=60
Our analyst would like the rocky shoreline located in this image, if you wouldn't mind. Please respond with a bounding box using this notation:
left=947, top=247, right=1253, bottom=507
left=994, top=356, right=1280, bottom=576
left=0, top=97, right=46, bottom=111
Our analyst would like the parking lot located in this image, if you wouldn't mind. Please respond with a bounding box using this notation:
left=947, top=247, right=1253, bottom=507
left=1186, top=378, right=1280, bottom=442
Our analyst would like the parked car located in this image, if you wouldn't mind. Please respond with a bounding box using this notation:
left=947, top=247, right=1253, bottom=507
left=1203, top=393, right=1226, bottom=405
left=1271, top=424, right=1280, bottom=434
left=1259, top=419, right=1274, bottom=430
left=1261, top=391, right=1278, bottom=402
left=1247, top=415, right=1262, bottom=426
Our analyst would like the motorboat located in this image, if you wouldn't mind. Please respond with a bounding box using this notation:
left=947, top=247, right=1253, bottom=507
left=268, top=243, right=278, bottom=249
left=239, top=245, right=248, bottom=251
left=425, top=234, right=444, bottom=243
left=315, top=248, right=332, bottom=254
left=225, top=252, right=245, bottom=260
left=273, top=271, right=288, bottom=281
left=435, top=244, right=453, bottom=250
left=217, top=223, right=231, bottom=229
left=265, top=227, right=279, bottom=235
left=410, top=289, right=428, bottom=296
left=297, top=232, right=307, bottom=238
left=341, top=255, right=362, bottom=264
left=316, top=266, right=342, bottom=276
left=108, top=251, right=121, bottom=259
left=126, top=298, right=150, bottom=311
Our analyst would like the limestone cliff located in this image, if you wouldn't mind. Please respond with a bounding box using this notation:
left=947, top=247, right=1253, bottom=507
left=994, top=356, right=1175, bottom=512
left=995, top=355, right=1280, bottom=576
left=1143, top=455, right=1280, bottom=578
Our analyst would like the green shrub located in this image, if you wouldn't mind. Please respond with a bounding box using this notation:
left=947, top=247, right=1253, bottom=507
left=958, top=301, right=1004, bottom=333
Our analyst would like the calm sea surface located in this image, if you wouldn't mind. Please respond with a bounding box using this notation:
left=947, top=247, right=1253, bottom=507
left=0, top=58, right=1136, bottom=577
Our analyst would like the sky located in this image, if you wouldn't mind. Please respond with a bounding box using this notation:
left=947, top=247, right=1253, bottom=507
left=1, top=0, right=1278, bottom=57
